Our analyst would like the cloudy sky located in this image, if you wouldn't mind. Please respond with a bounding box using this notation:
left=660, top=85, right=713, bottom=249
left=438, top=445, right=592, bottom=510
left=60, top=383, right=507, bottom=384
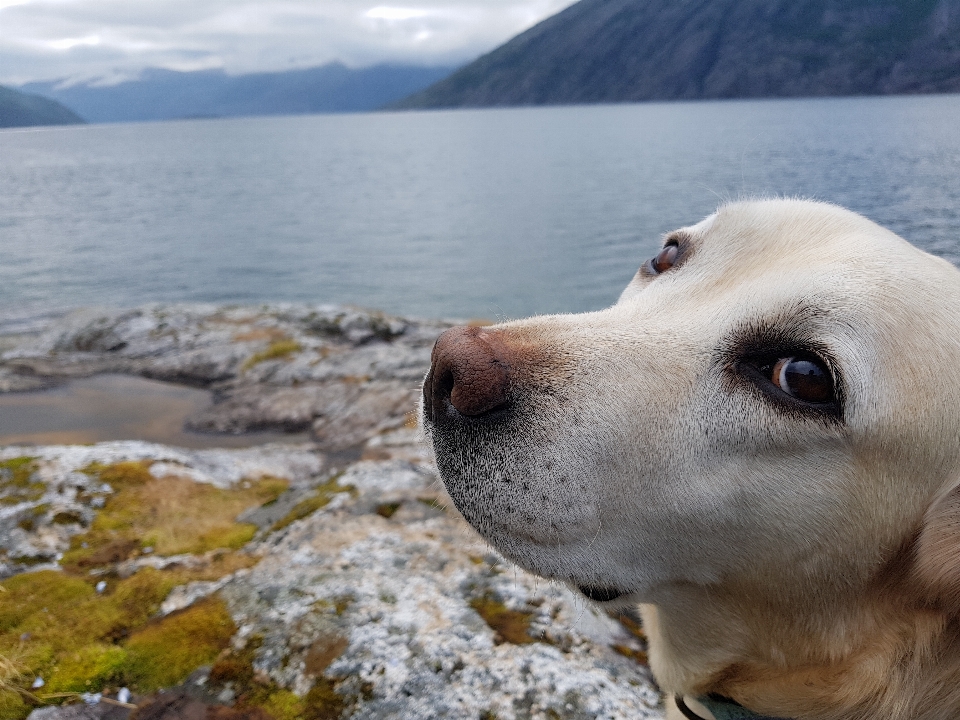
left=0, top=0, right=578, bottom=85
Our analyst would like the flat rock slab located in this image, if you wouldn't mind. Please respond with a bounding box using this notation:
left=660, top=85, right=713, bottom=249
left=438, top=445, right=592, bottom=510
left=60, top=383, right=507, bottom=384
left=7, top=430, right=663, bottom=719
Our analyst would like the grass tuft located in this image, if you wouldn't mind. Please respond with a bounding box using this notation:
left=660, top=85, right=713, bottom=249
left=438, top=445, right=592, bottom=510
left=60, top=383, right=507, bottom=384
left=0, top=653, right=34, bottom=719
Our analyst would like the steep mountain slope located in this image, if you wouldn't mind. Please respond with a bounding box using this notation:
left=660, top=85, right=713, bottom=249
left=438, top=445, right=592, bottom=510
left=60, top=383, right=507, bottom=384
left=0, top=85, right=84, bottom=128
left=21, top=63, right=454, bottom=123
left=396, top=0, right=960, bottom=108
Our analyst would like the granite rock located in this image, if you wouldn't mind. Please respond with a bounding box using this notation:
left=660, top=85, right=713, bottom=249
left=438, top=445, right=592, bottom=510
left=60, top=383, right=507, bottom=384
left=7, top=430, right=662, bottom=720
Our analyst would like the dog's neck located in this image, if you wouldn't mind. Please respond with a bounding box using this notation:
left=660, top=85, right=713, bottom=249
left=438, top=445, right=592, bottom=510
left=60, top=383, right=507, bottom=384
left=641, top=558, right=960, bottom=720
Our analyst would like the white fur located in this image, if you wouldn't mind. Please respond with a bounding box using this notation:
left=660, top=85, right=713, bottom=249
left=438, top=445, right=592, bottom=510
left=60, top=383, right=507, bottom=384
left=425, top=200, right=960, bottom=719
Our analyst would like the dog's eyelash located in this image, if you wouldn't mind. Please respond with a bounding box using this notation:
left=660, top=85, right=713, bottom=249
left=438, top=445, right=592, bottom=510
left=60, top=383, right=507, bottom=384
left=734, top=355, right=843, bottom=422
left=718, top=319, right=845, bottom=422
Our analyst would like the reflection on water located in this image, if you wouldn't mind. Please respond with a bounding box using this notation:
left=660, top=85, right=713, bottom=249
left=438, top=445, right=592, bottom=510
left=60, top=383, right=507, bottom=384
left=0, top=374, right=307, bottom=448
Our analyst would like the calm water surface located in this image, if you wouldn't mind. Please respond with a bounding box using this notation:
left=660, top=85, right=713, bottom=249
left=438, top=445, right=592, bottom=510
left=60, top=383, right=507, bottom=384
left=1, top=95, right=959, bottom=320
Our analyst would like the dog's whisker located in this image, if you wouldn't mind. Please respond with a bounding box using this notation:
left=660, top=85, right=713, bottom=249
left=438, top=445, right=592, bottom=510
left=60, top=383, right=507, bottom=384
left=585, top=514, right=603, bottom=551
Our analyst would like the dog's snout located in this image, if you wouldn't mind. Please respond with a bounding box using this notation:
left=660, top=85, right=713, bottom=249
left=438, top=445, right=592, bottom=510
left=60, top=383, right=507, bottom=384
left=425, top=326, right=512, bottom=420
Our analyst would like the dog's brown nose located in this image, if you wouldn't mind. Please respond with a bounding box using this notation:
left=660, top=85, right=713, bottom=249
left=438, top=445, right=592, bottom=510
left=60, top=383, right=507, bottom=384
left=424, top=326, right=512, bottom=420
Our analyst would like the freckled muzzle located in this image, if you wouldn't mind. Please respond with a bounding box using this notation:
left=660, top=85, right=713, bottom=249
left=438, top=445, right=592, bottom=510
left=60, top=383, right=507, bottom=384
left=423, top=325, right=624, bottom=599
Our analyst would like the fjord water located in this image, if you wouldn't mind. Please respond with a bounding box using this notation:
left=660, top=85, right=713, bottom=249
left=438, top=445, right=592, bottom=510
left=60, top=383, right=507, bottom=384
left=1, top=94, right=959, bottom=321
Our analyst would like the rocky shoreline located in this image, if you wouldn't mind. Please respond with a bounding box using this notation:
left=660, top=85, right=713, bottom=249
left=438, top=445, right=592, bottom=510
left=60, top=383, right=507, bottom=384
left=0, top=304, right=448, bottom=450
left=0, top=305, right=663, bottom=720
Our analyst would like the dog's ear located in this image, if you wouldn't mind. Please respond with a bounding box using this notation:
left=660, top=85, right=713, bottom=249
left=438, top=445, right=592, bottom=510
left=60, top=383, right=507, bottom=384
left=916, top=482, right=960, bottom=611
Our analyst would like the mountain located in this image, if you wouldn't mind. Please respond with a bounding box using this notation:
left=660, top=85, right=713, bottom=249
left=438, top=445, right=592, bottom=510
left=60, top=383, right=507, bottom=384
left=395, top=0, right=960, bottom=108
left=20, top=63, right=455, bottom=123
left=0, top=85, right=85, bottom=128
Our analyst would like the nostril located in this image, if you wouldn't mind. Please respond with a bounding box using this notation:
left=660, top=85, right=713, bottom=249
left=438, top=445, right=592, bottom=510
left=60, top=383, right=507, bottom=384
left=430, top=366, right=455, bottom=419
left=424, top=326, right=513, bottom=421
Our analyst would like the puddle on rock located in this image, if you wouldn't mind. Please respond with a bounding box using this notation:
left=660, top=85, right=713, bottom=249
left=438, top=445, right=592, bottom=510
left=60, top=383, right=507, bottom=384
left=0, top=374, right=308, bottom=448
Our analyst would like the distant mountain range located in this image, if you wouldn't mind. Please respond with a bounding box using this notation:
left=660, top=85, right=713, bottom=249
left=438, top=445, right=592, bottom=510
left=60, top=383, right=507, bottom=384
left=0, top=85, right=85, bottom=128
left=396, top=0, right=960, bottom=108
left=8, top=1, right=960, bottom=127
left=17, top=63, right=454, bottom=124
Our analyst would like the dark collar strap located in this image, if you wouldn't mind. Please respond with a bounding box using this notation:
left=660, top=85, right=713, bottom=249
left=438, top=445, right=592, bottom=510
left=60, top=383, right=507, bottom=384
left=675, top=694, right=794, bottom=720
left=675, top=696, right=709, bottom=720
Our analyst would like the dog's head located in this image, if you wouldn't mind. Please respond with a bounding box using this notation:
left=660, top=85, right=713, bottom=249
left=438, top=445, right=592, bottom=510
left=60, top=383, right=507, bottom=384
left=422, top=199, right=960, bottom=614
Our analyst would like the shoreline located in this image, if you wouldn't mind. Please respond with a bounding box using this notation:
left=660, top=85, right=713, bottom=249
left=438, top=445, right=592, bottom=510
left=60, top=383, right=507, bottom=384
left=0, top=303, right=449, bottom=450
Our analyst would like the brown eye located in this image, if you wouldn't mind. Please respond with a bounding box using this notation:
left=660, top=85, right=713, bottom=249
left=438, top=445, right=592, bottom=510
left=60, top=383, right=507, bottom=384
left=650, top=242, right=679, bottom=274
left=771, top=357, right=833, bottom=403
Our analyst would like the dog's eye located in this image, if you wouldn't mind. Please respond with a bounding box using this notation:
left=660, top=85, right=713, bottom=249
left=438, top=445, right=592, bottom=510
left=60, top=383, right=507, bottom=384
left=649, top=242, right=679, bottom=274
left=769, top=357, right=833, bottom=403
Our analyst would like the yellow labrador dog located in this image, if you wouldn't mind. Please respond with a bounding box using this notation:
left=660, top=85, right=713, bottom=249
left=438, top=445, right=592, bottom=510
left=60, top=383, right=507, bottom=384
left=422, top=199, right=960, bottom=720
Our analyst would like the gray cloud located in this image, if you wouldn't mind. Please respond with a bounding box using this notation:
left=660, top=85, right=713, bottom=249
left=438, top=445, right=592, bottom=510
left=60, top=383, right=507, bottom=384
left=0, top=0, right=577, bottom=85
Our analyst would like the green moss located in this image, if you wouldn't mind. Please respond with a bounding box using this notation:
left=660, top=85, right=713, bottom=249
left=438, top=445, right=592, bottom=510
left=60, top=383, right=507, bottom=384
left=50, top=644, right=127, bottom=693
left=259, top=688, right=307, bottom=720
left=210, top=639, right=301, bottom=718
left=271, top=474, right=352, bottom=532
left=302, top=678, right=346, bottom=720
left=63, top=463, right=287, bottom=569
left=210, top=640, right=343, bottom=720
left=195, top=523, right=258, bottom=551
left=0, top=561, right=253, bottom=714
left=333, top=596, right=353, bottom=616
left=0, top=457, right=44, bottom=507
left=0, top=460, right=292, bottom=716
left=375, top=502, right=400, bottom=519
left=208, top=637, right=259, bottom=688
left=0, top=457, right=35, bottom=473
left=51, top=511, right=85, bottom=526
left=1, top=569, right=153, bottom=687
left=121, top=597, right=235, bottom=691
left=242, top=339, right=302, bottom=371
left=0, top=571, right=93, bottom=633
left=310, top=594, right=353, bottom=619
left=208, top=633, right=356, bottom=720
left=79, top=460, right=150, bottom=489
left=0, top=692, right=31, bottom=719
left=469, top=594, right=536, bottom=645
